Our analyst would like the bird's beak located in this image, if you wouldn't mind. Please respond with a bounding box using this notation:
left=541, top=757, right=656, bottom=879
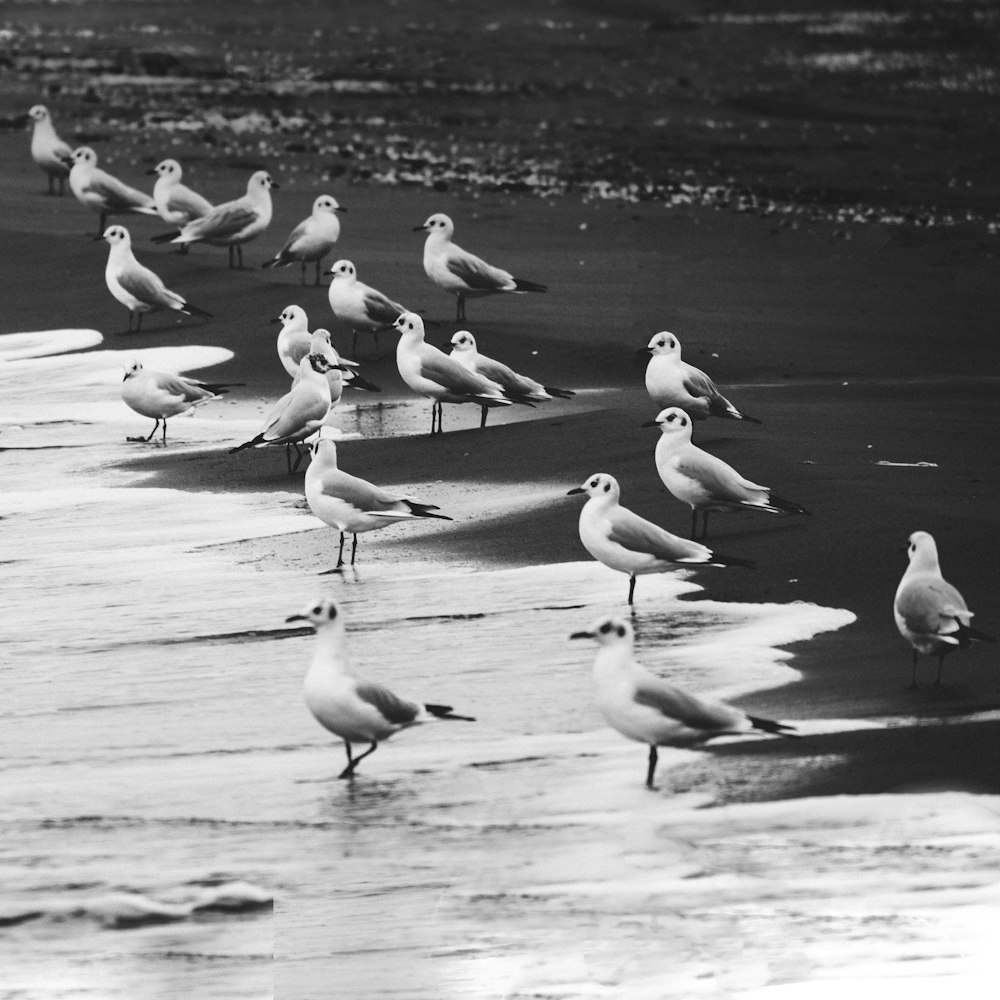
left=270, top=181, right=280, bottom=190
left=285, top=613, right=307, bottom=624
left=641, top=419, right=661, bottom=428
left=566, top=487, right=585, bottom=495
left=59, top=155, right=74, bottom=166
left=439, top=341, right=453, bottom=351
left=92, top=234, right=105, bottom=241
left=122, top=372, right=129, bottom=382
left=635, top=346, right=653, bottom=359
left=269, top=315, right=282, bottom=324
left=412, top=224, right=428, bottom=232
left=569, top=630, right=594, bottom=640
left=336, top=206, right=346, bottom=213
left=144, top=168, right=157, bottom=175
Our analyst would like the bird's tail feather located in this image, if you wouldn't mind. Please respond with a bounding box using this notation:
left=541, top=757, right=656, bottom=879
left=707, top=553, right=756, bottom=570
left=544, top=385, right=576, bottom=399
left=181, top=302, right=213, bottom=319
left=424, top=703, right=475, bottom=722
left=732, top=410, right=762, bottom=424
left=230, top=434, right=265, bottom=454
left=512, top=277, right=548, bottom=293
left=955, top=620, right=998, bottom=647
left=151, top=229, right=182, bottom=244
left=476, top=395, right=513, bottom=408
left=747, top=716, right=800, bottom=738
left=403, top=501, right=453, bottom=522
left=199, top=382, right=244, bottom=395
left=345, top=374, right=382, bottom=393
left=766, top=494, right=811, bottom=517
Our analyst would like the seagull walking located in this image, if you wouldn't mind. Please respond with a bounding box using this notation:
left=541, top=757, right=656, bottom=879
left=571, top=615, right=798, bottom=789
left=27, top=105, right=72, bottom=195
left=305, top=437, right=452, bottom=570
left=286, top=597, right=474, bottom=779
left=120, top=360, right=236, bottom=444
left=643, top=331, right=761, bottom=424
left=230, top=353, right=338, bottom=473
left=894, top=530, right=997, bottom=689
left=102, top=225, right=212, bottom=333
left=647, top=407, right=810, bottom=540
left=146, top=159, right=213, bottom=254
left=567, top=473, right=754, bottom=604
left=415, top=212, right=547, bottom=321
left=448, top=330, right=574, bottom=426
left=152, top=170, right=277, bottom=268
left=326, top=259, right=406, bottom=358
left=263, top=195, right=344, bottom=285
left=394, top=312, right=512, bottom=433
left=66, top=147, right=157, bottom=235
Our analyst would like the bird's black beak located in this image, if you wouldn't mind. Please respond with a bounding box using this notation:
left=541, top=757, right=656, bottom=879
left=569, top=630, right=594, bottom=640
left=285, top=613, right=306, bottom=624
left=59, top=156, right=74, bottom=166
left=412, top=224, right=427, bottom=232
left=566, top=487, right=585, bottom=495
left=336, top=206, right=346, bottom=213
left=92, top=234, right=105, bottom=241
left=641, top=420, right=660, bottom=428
left=144, top=168, right=157, bottom=175
left=635, top=346, right=652, bottom=359
left=270, top=181, right=280, bottom=190
left=269, top=315, right=282, bottom=324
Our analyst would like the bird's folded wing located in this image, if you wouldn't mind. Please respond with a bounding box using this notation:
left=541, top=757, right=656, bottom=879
left=262, top=388, right=326, bottom=439
left=898, top=580, right=966, bottom=634
left=446, top=250, right=514, bottom=291
left=608, top=507, right=703, bottom=561
left=170, top=185, right=213, bottom=217
left=157, top=373, right=214, bottom=402
left=117, top=267, right=173, bottom=307
left=634, top=677, right=741, bottom=730
left=186, top=202, right=256, bottom=239
left=89, top=171, right=153, bottom=210
left=318, top=468, right=405, bottom=510
left=355, top=682, right=421, bottom=725
left=681, top=367, right=724, bottom=403
left=361, top=290, right=404, bottom=326
left=674, top=453, right=766, bottom=501
left=419, top=350, right=500, bottom=395
left=476, top=356, right=540, bottom=395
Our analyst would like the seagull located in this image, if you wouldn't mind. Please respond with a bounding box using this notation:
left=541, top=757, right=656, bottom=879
left=263, top=194, right=344, bottom=285
left=230, top=353, right=339, bottom=473
left=642, top=331, right=761, bottom=424
left=394, top=312, right=512, bottom=433
left=27, top=105, right=72, bottom=195
left=286, top=597, right=474, bottom=779
left=145, top=159, right=213, bottom=252
left=567, top=473, right=754, bottom=604
left=646, top=407, right=810, bottom=540
left=152, top=170, right=277, bottom=268
left=273, top=304, right=314, bottom=378
left=326, top=259, right=406, bottom=358
left=894, top=530, right=997, bottom=689
left=101, top=225, right=212, bottom=334
left=448, top=330, right=574, bottom=426
left=66, top=146, right=157, bottom=235
left=120, top=360, right=236, bottom=444
left=415, top=212, right=547, bottom=321
left=305, top=436, right=452, bottom=570
left=570, top=615, right=798, bottom=789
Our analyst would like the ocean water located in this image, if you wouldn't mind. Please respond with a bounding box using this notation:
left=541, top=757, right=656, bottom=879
left=5, top=332, right=996, bottom=999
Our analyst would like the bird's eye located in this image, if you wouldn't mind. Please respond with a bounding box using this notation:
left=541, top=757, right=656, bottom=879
left=590, top=479, right=598, bottom=488
left=680, top=417, right=687, bottom=426
left=603, top=482, right=610, bottom=492
left=327, top=606, right=337, bottom=619
left=616, top=625, right=626, bottom=637
left=666, top=413, right=675, bottom=422
left=312, top=605, right=322, bottom=615
left=599, top=622, right=613, bottom=634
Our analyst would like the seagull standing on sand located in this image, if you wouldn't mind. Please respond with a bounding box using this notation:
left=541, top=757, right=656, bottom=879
left=152, top=170, right=277, bottom=268
left=415, top=212, right=547, bottom=321
left=647, top=407, right=810, bottom=540
left=286, top=597, right=474, bottom=779
left=326, top=259, right=406, bottom=359
left=394, top=312, right=512, bottom=433
left=263, top=195, right=344, bottom=285
left=230, top=352, right=339, bottom=473
left=448, top=330, right=574, bottom=426
left=120, top=360, right=235, bottom=444
left=305, top=436, right=452, bottom=570
left=66, top=147, right=157, bottom=235
left=146, top=159, right=213, bottom=246
left=570, top=615, right=798, bottom=789
left=894, top=530, right=997, bottom=689
left=102, top=225, right=212, bottom=334
left=567, top=473, right=754, bottom=604
left=27, top=105, right=72, bottom=195
left=643, top=331, right=761, bottom=424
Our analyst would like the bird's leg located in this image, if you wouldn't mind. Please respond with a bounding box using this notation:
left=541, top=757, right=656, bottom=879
left=645, top=745, right=659, bottom=789
left=58, top=175, right=66, bottom=195
left=689, top=509, right=698, bottom=540
left=480, top=405, right=488, bottom=429
left=128, top=418, right=161, bottom=443
left=700, top=511, right=710, bottom=541
left=337, top=741, right=355, bottom=779
left=161, top=419, right=168, bottom=445
left=933, top=653, right=945, bottom=687
left=99, top=210, right=107, bottom=235
left=336, top=531, right=346, bottom=570
left=300, top=261, right=307, bottom=286
left=455, top=295, right=466, bottom=322
left=628, top=575, right=636, bottom=605
left=314, top=260, right=322, bottom=286
left=228, top=245, right=235, bottom=268
left=350, top=533, right=359, bottom=566
left=338, top=741, right=378, bottom=779
left=135, top=312, right=143, bottom=334
left=289, top=442, right=306, bottom=475
left=908, top=649, right=919, bottom=690
left=237, top=245, right=244, bottom=269
left=284, top=443, right=294, bottom=475
left=47, top=174, right=55, bottom=195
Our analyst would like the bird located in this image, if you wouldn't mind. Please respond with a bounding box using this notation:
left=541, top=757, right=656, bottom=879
left=570, top=615, right=798, bottom=789
left=326, top=259, right=406, bottom=359
left=567, top=473, right=754, bottom=604
left=152, top=170, right=277, bottom=268
left=273, top=304, right=314, bottom=378
left=642, top=331, right=761, bottom=424
left=894, top=530, right=997, bottom=689
left=285, top=597, right=474, bottom=779
left=145, top=159, right=213, bottom=252
left=101, top=225, right=212, bottom=334
left=646, top=407, right=810, bottom=540
left=448, top=330, right=574, bottom=426
left=394, top=312, right=512, bottom=433
left=415, top=212, right=547, bottom=321
left=263, top=194, right=344, bottom=285
left=305, top=436, right=452, bottom=570
left=120, top=360, right=236, bottom=444
left=230, top=352, right=339, bottom=473
left=27, top=104, right=72, bottom=195
left=66, top=146, right=157, bottom=235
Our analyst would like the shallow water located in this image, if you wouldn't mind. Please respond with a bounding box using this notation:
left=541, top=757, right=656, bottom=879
left=5, top=332, right=998, bottom=998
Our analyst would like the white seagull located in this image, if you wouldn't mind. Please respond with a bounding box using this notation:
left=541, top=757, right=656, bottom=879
left=120, top=360, right=236, bottom=444
left=894, top=530, right=997, bottom=689
left=286, top=597, right=474, bottom=779
left=305, top=436, right=452, bottom=570
left=394, top=312, right=512, bottom=433
left=571, top=615, right=798, bottom=789
left=326, top=259, right=406, bottom=359
left=567, top=473, right=754, bottom=604
left=647, top=407, right=810, bottom=540
left=643, top=331, right=761, bottom=424
left=415, top=212, right=547, bottom=321
left=28, top=104, right=72, bottom=195
left=263, top=194, right=344, bottom=285
left=66, top=146, right=157, bottom=235
left=230, top=352, right=339, bottom=473
left=146, top=159, right=213, bottom=247
left=273, top=304, right=314, bottom=378
left=152, top=170, right=277, bottom=268
left=448, top=329, right=574, bottom=426
left=102, top=225, right=212, bottom=334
